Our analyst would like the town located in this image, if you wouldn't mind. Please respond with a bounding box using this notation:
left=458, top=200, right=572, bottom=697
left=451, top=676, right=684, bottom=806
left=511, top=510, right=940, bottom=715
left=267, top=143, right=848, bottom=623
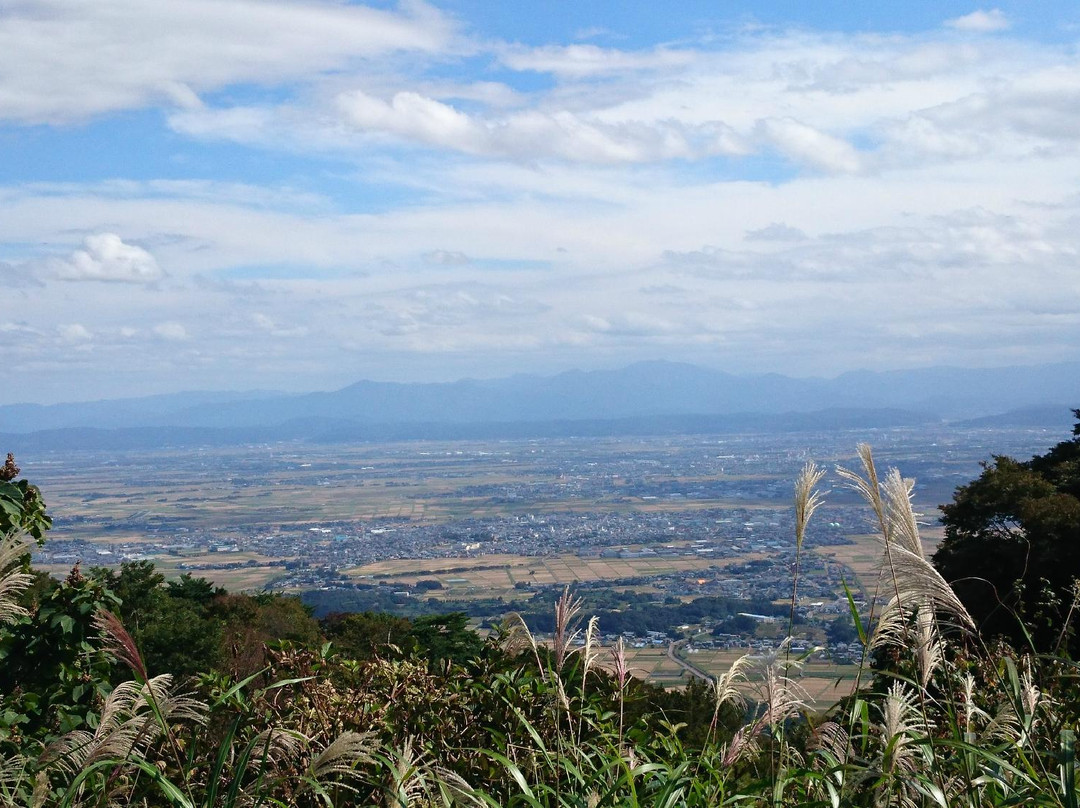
left=25, top=423, right=1056, bottom=685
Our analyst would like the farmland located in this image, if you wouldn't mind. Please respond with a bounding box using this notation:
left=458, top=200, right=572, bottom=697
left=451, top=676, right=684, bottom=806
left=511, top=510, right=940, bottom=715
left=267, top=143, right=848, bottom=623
left=18, top=424, right=1057, bottom=694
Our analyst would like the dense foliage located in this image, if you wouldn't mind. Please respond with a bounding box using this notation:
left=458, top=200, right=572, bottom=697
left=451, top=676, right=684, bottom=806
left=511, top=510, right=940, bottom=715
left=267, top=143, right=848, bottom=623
left=0, top=453, right=51, bottom=542
left=935, top=410, right=1080, bottom=655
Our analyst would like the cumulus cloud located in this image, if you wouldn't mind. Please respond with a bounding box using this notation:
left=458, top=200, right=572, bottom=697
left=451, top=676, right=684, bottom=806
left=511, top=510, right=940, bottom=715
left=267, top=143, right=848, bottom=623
left=945, top=9, right=1010, bottom=32
left=53, top=233, right=164, bottom=283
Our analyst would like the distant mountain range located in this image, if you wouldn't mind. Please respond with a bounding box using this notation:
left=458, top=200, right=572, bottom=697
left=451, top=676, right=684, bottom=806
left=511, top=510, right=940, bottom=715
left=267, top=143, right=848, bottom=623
left=2, top=360, right=1078, bottom=450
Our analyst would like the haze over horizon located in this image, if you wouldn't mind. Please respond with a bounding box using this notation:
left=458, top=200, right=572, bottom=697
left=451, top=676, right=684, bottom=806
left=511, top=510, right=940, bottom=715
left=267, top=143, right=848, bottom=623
left=5, top=1, right=1080, bottom=404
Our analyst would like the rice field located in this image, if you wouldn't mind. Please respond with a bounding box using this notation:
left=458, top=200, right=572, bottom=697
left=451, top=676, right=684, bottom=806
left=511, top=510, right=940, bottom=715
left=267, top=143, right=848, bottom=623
left=343, top=547, right=765, bottom=600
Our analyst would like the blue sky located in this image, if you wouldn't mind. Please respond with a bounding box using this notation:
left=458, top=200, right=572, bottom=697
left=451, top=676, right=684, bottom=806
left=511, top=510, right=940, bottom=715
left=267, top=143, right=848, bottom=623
left=3, top=1, right=1080, bottom=403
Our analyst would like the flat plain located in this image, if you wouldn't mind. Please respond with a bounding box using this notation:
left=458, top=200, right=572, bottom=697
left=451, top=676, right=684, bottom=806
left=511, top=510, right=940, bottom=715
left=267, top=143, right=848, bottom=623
left=19, top=425, right=1058, bottom=696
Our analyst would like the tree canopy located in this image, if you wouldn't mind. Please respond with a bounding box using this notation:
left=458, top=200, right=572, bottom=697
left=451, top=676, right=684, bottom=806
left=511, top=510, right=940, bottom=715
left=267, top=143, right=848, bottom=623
left=934, top=409, right=1080, bottom=655
left=0, top=453, right=51, bottom=542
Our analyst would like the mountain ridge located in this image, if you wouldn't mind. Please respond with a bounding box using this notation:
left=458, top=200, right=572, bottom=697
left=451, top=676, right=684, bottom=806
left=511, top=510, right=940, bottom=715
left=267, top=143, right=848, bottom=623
left=2, top=359, right=1078, bottom=435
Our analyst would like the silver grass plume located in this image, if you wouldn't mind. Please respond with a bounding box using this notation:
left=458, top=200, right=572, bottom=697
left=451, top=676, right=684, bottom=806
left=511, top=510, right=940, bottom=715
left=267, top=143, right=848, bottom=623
left=93, top=609, right=148, bottom=683
left=610, top=637, right=630, bottom=692
left=45, top=678, right=159, bottom=775
left=0, top=752, right=35, bottom=806
left=382, top=738, right=434, bottom=808
left=790, top=462, right=826, bottom=637
left=44, top=674, right=206, bottom=778
left=0, top=532, right=32, bottom=625
left=581, top=615, right=601, bottom=682
left=881, top=469, right=924, bottom=557
left=969, top=661, right=1043, bottom=751
left=842, top=450, right=973, bottom=685
left=721, top=722, right=760, bottom=768
left=958, top=673, right=994, bottom=742
left=982, top=704, right=1022, bottom=746
left=552, top=585, right=583, bottom=671
left=874, top=681, right=928, bottom=808
left=1015, top=660, right=1042, bottom=748
left=836, top=444, right=889, bottom=542
left=794, top=461, right=826, bottom=552
left=306, top=731, right=375, bottom=782
left=500, top=612, right=545, bottom=680
left=296, top=730, right=375, bottom=801
left=759, top=660, right=809, bottom=731
left=429, top=767, right=489, bottom=807
left=836, top=446, right=904, bottom=666
left=809, top=720, right=852, bottom=766
left=868, top=544, right=975, bottom=652
left=711, top=653, right=752, bottom=718
left=722, top=639, right=808, bottom=765
left=914, top=606, right=944, bottom=691
left=140, top=673, right=207, bottom=728
left=250, top=726, right=306, bottom=769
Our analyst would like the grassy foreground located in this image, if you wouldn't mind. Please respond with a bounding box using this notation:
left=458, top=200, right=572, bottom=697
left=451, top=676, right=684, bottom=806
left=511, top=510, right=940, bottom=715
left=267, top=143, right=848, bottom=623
left=2, top=446, right=1079, bottom=807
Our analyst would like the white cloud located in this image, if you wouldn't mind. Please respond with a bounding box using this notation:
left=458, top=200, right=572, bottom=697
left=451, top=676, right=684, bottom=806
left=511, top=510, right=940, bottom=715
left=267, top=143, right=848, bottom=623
left=58, top=323, right=93, bottom=342
left=498, top=43, right=694, bottom=77
left=0, top=0, right=455, bottom=124
left=53, top=233, right=163, bottom=283
left=336, top=89, right=745, bottom=164
left=424, top=250, right=471, bottom=266
left=6, top=10, right=1080, bottom=397
left=758, top=118, right=862, bottom=174
left=153, top=322, right=188, bottom=341
left=251, top=313, right=308, bottom=338
left=945, top=9, right=1010, bottom=32
left=0, top=260, right=43, bottom=288
left=745, top=223, right=809, bottom=243
left=149, top=19, right=1080, bottom=176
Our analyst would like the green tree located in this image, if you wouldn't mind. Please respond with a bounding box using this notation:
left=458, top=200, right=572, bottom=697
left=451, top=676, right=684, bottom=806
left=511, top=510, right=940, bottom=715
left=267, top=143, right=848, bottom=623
left=0, top=566, right=119, bottom=744
left=210, top=592, right=322, bottom=677
left=322, top=610, right=414, bottom=661
left=0, top=453, right=51, bottom=542
left=409, top=612, right=484, bottom=664
left=934, top=410, right=1080, bottom=655
left=90, top=561, right=224, bottom=677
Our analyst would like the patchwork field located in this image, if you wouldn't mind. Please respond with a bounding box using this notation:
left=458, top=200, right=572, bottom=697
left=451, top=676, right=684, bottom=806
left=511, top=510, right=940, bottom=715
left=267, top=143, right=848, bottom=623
left=21, top=426, right=1045, bottom=701
left=344, top=545, right=767, bottom=601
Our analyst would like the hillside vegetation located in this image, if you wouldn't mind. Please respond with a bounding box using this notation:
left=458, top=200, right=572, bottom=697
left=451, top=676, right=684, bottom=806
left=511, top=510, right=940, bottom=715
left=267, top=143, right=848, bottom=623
left=1, top=426, right=1079, bottom=807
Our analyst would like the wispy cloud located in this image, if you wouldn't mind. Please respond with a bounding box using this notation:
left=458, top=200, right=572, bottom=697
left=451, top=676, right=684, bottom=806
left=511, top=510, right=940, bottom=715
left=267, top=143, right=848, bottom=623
left=335, top=89, right=744, bottom=164
left=0, top=0, right=455, bottom=124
